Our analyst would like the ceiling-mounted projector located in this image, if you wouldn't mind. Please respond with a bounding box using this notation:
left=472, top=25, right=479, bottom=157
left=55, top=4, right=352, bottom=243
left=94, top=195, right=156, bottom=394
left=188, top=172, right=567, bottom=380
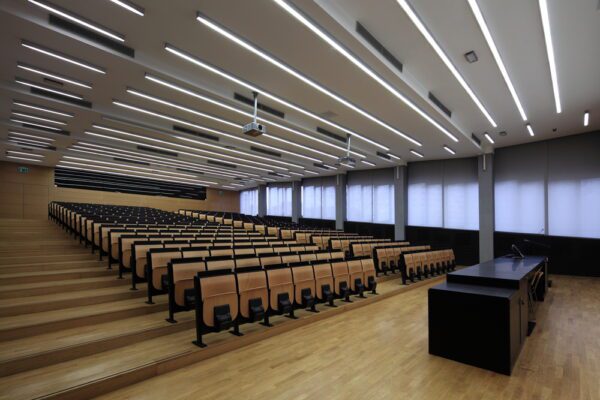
left=243, top=91, right=266, bottom=137
left=335, top=135, right=356, bottom=168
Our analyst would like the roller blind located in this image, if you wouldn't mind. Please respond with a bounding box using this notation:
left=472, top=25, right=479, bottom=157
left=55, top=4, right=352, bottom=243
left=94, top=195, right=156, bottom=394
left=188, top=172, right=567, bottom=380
left=266, top=184, right=292, bottom=217
left=239, top=189, right=258, bottom=216
left=346, top=168, right=394, bottom=224
left=301, top=176, right=336, bottom=220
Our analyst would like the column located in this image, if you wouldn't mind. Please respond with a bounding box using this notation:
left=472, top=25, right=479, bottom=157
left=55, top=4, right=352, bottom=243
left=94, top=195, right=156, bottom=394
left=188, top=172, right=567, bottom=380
left=478, top=153, right=494, bottom=262
left=291, top=181, right=301, bottom=223
left=257, top=184, right=267, bottom=217
left=335, top=173, right=346, bottom=230
left=394, top=165, right=407, bottom=241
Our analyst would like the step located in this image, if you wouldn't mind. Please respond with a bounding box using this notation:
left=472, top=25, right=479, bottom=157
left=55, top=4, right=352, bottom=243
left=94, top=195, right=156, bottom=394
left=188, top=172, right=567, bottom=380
left=0, top=296, right=168, bottom=342
left=0, top=246, right=91, bottom=256
left=0, top=286, right=146, bottom=317
left=0, top=253, right=98, bottom=266
left=0, top=311, right=195, bottom=377
left=0, top=259, right=106, bottom=274
left=0, top=276, right=129, bottom=299
left=0, top=267, right=116, bottom=285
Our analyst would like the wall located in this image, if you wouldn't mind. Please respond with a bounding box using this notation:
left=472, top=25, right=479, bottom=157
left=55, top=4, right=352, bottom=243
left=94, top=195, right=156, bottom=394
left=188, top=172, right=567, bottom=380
left=406, top=226, right=479, bottom=266
left=0, top=161, right=240, bottom=219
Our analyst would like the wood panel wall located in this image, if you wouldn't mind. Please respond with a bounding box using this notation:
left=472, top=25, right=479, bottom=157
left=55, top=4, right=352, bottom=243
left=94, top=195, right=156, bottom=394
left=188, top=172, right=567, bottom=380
left=0, top=161, right=240, bottom=219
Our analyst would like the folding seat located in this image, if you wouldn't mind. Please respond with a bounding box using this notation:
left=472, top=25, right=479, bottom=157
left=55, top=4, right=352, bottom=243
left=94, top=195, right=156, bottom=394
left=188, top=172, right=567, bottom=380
left=272, top=246, right=289, bottom=253
left=233, top=221, right=243, bottom=228
left=131, top=241, right=164, bottom=289
left=280, top=229, right=293, bottom=240
left=235, top=255, right=261, bottom=270
left=192, top=270, right=240, bottom=347
left=315, top=251, right=331, bottom=261
left=289, top=245, right=305, bottom=252
left=304, top=245, right=319, bottom=252
left=166, top=258, right=206, bottom=323
left=330, top=251, right=345, bottom=261
left=392, top=247, right=402, bottom=274
left=206, top=215, right=215, bottom=222
left=404, top=254, right=419, bottom=281
left=331, top=261, right=351, bottom=302
left=347, top=259, right=367, bottom=297
left=147, top=248, right=183, bottom=303
left=260, top=255, right=282, bottom=267
left=374, top=247, right=388, bottom=274
left=291, top=264, right=318, bottom=312
left=447, top=249, right=456, bottom=271
left=281, top=253, right=301, bottom=264
left=236, top=267, right=270, bottom=327
left=255, top=225, right=266, bottom=235
left=265, top=265, right=296, bottom=318
left=206, top=256, right=235, bottom=271
left=360, top=258, right=378, bottom=294
left=312, top=262, right=335, bottom=307
left=234, top=247, right=255, bottom=256
left=243, top=223, right=254, bottom=231
left=254, top=247, right=274, bottom=256
left=210, top=247, right=234, bottom=257
left=183, top=247, right=210, bottom=259
left=267, top=227, right=280, bottom=238
left=330, top=239, right=342, bottom=251
left=300, top=252, right=317, bottom=263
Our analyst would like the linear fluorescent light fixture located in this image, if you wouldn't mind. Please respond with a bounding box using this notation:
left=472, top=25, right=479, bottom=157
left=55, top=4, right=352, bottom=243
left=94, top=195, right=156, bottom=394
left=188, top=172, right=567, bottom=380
left=13, top=101, right=73, bottom=117
left=443, top=145, right=456, bottom=155
left=10, top=118, right=62, bottom=131
left=304, top=170, right=318, bottom=175
left=17, top=63, right=92, bottom=89
left=21, top=41, right=105, bottom=74
left=410, top=150, right=424, bottom=158
left=526, top=124, right=535, bottom=136
left=9, top=131, right=55, bottom=141
left=196, top=11, right=425, bottom=146
left=109, top=0, right=144, bottom=16
left=6, top=155, right=43, bottom=163
left=387, top=153, right=401, bottom=160
left=143, top=74, right=364, bottom=159
left=538, top=0, right=561, bottom=114
left=467, top=0, right=527, bottom=121
left=8, top=137, right=54, bottom=147
left=483, top=132, right=495, bottom=144
left=28, top=0, right=125, bottom=42
left=16, top=79, right=84, bottom=100
left=7, top=151, right=44, bottom=158
left=361, top=160, right=376, bottom=166
left=396, top=0, right=497, bottom=127
left=11, top=112, right=66, bottom=125
left=584, top=111, right=589, bottom=127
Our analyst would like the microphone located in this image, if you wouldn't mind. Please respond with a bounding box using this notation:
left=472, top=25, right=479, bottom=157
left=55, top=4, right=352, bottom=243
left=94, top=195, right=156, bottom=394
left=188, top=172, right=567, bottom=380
left=511, top=244, right=525, bottom=259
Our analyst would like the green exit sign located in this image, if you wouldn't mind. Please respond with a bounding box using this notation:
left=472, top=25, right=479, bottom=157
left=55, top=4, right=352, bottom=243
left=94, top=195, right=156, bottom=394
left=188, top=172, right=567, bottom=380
left=17, top=166, right=29, bottom=174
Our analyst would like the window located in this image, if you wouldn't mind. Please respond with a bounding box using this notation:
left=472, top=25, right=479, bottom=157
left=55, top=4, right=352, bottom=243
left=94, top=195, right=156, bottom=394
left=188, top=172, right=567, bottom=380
left=346, top=169, right=394, bottom=224
left=408, top=158, right=478, bottom=230
left=495, top=143, right=546, bottom=234
left=239, top=189, right=258, bottom=216
left=266, top=184, right=292, bottom=217
left=301, top=177, right=336, bottom=220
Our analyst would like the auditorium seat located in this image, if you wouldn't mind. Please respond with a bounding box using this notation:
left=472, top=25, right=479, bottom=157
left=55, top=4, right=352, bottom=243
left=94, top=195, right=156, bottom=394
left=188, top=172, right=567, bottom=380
left=347, top=259, right=366, bottom=298
left=312, top=262, right=335, bottom=307
left=236, top=267, right=270, bottom=326
left=265, top=265, right=296, bottom=318
left=331, top=261, right=351, bottom=302
left=291, top=264, right=317, bottom=312
left=166, top=257, right=206, bottom=323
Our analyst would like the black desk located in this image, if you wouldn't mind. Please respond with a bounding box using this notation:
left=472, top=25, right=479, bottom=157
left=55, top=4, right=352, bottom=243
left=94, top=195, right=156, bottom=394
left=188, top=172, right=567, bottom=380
left=428, top=256, right=547, bottom=375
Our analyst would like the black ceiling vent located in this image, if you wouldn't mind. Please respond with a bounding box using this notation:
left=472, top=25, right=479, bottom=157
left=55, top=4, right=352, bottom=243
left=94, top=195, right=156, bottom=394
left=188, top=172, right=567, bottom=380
left=208, top=159, right=236, bottom=169
left=43, top=77, right=63, bottom=86
left=173, top=125, right=219, bottom=141
left=313, top=163, right=329, bottom=170
left=356, top=21, right=403, bottom=73
left=136, top=145, right=178, bottom=157
left=428, top=92, right=452, bottom=118
left=16, top=121, right=70, bottom=136
left=29, top=86, right=92, bottom=108
left=234, top=93, right=285, bottom=119
left=48, top=15, right=134, bottom=58
left=376, top=151, right=390, bottom=160
left=471, top=133, right=481, bottom=146
left=317, top=127, right=346, bottom=143
left=11, top=141, right=57, bottom=151
left=250, top=146, right=281, bottom=158
left=177, top=167, right=204, bottom=175
left=113, top=157, right=150, bottom=166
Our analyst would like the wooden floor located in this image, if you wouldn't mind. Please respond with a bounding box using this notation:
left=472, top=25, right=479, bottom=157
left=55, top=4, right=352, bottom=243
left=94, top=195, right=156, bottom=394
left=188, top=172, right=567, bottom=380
left=96, top=274, right=600, bottom=400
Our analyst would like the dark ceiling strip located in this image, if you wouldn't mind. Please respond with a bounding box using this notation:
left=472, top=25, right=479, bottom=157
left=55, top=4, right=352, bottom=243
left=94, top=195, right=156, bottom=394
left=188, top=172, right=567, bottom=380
left=316, top=127, right=347, bottom=143
left=173, top=125, right=219, bottom=141
left=356, top=21, right=403, bottom=73
left=234, top=92, right=285, bottom=119
left=29, top=87, right=92, bottom=108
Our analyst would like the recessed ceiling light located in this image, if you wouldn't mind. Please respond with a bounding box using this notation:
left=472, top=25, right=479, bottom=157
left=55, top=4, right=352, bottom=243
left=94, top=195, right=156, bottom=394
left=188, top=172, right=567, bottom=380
left=10, top=118, right=62, bottom=131
left=17, top=63, right=92, bottom=89
left=21, top=41, right=106, bottom=74
left=144, top=74, right=364, bottom=159
left=6, top=155, right=43, bottom=163
left=109, top=0, right=144, bottom=16
left=165, top=44, right=389, bottom=151
left=410, top=150, right=424, bottom=158
left=12, top=101, right=73, bottom=117
left=583, top=111, right=589, bottom=127
left=8, top=131, right=55, bottom=141
left=464, top=50, right=478, bottom=63
left=526, top=124, right=535, bottom=136
left=484, top=132, right=495, bottom=144
left=62, top=156, right=202, bottom=179
left=28, top=0, right=125, bottom=42
left=443, top=145, right=456, bottom=155
left=468, top=0, right=528, bottom=121
left=361, top=160, right=376, bottom=166
left=498, top=130, right=507, bottom=137
left=538, top=0, right=561, bottom=114
left=7, top=150, right=44, bottom=158
left=272, top=1, right=455, bottom=143
left=396, top=0, right=496, bottom=128
left=16, top=79, right=84, bottom=100
left=11, top=112, right=66, bottom=125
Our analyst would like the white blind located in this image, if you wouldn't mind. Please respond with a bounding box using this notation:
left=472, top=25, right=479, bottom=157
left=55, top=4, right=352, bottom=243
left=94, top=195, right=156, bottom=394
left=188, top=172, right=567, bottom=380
left=301, top=176, right=336, bottom=220
left=239, top=189, right=258, bottom=216
left=346, top=169, right=394, bottom=224
left=408, top=159, right=478, bottom=230
left=547, top=134, right=600, bottom=238
left=495, top=143, right=546, bottom=234
left=267, top=184, right=292, bottom=217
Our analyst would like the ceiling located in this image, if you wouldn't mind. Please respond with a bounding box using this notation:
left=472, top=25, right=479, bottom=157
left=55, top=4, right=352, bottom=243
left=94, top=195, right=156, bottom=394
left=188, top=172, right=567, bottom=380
left=1, top=0, right=598, bottom=191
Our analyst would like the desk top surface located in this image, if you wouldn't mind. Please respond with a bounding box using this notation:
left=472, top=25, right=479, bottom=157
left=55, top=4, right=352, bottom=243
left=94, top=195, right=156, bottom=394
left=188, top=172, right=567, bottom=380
left=448, top=255, right=545, bottom=282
